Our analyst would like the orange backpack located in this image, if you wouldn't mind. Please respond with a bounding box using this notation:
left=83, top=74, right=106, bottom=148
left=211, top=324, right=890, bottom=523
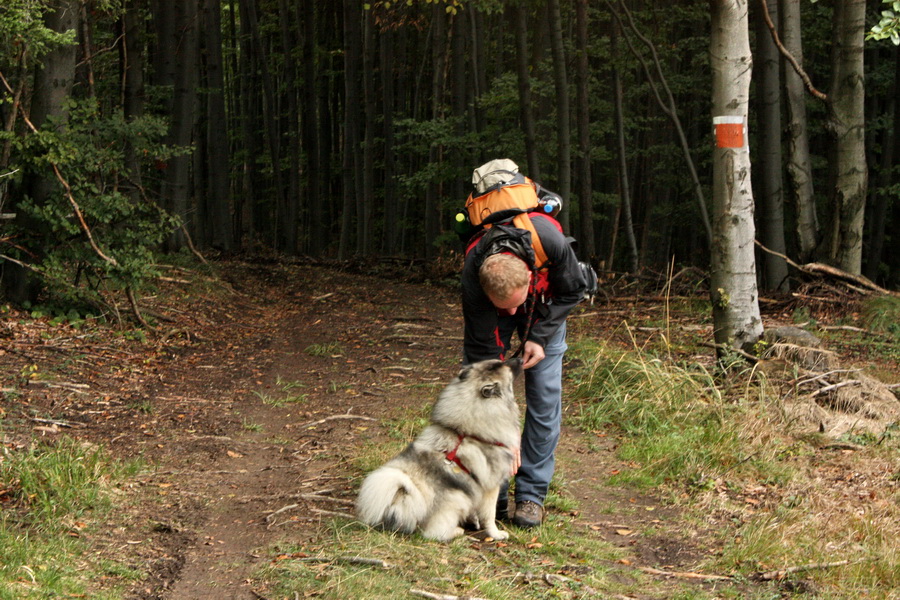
left=464, top=176, right=550, bottom=269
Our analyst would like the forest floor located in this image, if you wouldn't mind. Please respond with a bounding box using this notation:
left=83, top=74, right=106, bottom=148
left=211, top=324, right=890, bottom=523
left=1, top=257, right=897, bottom=599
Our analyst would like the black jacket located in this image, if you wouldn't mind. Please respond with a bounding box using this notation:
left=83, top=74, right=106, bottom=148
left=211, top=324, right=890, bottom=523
left=461, top=214, right=586, bottom=363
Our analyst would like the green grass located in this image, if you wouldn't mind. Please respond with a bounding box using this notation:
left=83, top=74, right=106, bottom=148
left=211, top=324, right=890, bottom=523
left=256, top=517, right=628, bottom=600
left=0, top=437, right=141, bottom=599
left=569, top=340, right=762, bottom=489
left=305, top=342, right=344, bottom=357
left=252, top=376, right=311, bottom=408
left=861, top=295, right=900, bottom=336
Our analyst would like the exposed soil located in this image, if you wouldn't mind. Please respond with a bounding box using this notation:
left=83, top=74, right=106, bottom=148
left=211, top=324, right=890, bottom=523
left=1, top=259, right=896, bottom=599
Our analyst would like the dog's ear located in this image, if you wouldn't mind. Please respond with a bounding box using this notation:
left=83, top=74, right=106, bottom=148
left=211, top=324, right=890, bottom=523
left=480, top=383, right=501, bottom=398
left=457, top=365, right=473, bottom=381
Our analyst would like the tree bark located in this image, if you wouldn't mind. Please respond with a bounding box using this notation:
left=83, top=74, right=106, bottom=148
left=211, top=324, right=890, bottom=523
left=155, top=0, right=198, bottom=251
left=300, top=0, right=323, bottom=255
left=361, top=5, right=377, bottom=255
left=203, top=0, right=233, bottom=251
left=379, top=10, right=398, bottom=255
left=754, top=0, right=788, bottom=291
left=277, top=0, right=300, bottom=254
left=548, top=0, right=571, bottom=232
left=779, top=0, right=818, bottom=262
left=120, top=0, right=145, bottom=192
left=4, top=0, right=79, bottom=302
left=611, top=21, right=639, bottom=273
left=424, top=3, right=447, bottom=259
left=864, top=47, right=897, bottom=282
left=574, top=0, right=595, bottom=259
left=709, top=0, right=763, bottom=353
left=823, top=0, right=867, bottom=275
left=513, top=4, right=540, bottom=180
left=339, top=0, right=363, bottom=258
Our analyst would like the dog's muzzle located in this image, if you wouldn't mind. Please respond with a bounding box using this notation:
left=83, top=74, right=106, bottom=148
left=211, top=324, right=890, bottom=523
left=504, top=357, right=524, bottom=378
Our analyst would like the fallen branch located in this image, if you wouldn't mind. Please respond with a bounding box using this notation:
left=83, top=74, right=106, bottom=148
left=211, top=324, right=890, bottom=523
left=811, top=380, right=861, bottom=397
left=794, top=369, right=861, bottom=388
left=310, top=508, right=354, bottom=519
left=298, top=556, right=392, bottom=568
left=27, top=380, right=91, bottom=392
left=752, top=559, right=857, bottom=581
left=265, top=503, right=299, bottom=525
left=29, top=417, right=84, bottom=428
left=638, top=566, right=732, bottom=581
left=299, top=414, right=376, bottom=429
left=542, top=573, right=600, bottom=594
left=755, top=241, right=898, bottom=297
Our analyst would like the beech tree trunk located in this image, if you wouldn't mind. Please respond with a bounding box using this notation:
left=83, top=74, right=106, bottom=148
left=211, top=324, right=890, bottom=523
left=779, top=0, right=818, bottom=262
left=709, top=0, right=763, bottom=353
left=824, top=0, right=867, bottom=275
left=754, top=0, right=788, bottom=291
left=121, top=0, right=145, bottom=192
left=424, top=3, right=447, bottom=259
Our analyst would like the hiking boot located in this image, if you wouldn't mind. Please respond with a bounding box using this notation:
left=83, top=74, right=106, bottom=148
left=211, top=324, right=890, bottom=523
left=512, top=500, right=544, bottom=528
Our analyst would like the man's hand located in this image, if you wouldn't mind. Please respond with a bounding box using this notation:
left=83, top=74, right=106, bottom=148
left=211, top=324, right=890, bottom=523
left=522, top=341, right=545, bottom=369
left=510, top=445, right=521, bottom=476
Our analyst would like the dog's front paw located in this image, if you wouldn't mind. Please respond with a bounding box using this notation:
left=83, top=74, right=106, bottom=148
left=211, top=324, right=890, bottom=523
left=485, top=526, right=508, bottom=541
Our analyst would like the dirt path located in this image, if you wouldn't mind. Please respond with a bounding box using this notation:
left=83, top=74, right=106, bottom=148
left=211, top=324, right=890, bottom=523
left=137, top=265, right=481, bottom=598
left=111, top=263, right=710, bottom=599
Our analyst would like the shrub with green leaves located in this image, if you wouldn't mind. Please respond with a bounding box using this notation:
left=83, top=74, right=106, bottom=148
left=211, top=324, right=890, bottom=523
left=3, top=98, right=183, bottom=313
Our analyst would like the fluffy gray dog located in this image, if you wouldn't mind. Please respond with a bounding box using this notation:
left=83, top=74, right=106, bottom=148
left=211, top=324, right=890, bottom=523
left=356, top=358, right=522, bottom=541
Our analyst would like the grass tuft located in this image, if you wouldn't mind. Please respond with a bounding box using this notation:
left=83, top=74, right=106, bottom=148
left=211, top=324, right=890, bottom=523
left=0, top=438, right=140, bottom=599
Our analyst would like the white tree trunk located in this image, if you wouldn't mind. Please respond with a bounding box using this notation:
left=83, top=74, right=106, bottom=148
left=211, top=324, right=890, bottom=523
left=709, top=0, right=763, bottom=353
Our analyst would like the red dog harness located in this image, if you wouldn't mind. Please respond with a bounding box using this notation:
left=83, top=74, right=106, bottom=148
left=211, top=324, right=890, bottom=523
left=445, top=433, right=508, bottom=477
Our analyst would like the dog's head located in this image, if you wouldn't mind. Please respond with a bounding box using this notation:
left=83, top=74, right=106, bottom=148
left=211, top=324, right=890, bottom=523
left=430, top=359, right=522, bottom=436
left=455, top=358, right=523, bottom=399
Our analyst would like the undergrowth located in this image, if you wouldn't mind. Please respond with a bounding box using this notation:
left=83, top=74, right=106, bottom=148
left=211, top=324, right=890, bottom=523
left=567, top=335, right=900, bottom=598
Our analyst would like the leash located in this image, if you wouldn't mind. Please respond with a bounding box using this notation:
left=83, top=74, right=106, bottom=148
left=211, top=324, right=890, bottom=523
left=510, top=275, right=538, bottom=360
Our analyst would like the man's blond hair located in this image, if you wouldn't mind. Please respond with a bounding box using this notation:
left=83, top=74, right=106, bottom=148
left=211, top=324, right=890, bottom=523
left=479, top=253, right=530, bottom=302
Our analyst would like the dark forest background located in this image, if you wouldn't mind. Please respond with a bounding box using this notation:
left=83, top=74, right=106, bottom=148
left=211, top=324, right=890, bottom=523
left=0, top=0, right=897, bottom=313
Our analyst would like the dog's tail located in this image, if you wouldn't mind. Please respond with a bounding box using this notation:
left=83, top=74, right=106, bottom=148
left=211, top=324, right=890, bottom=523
left=356, top=466, right=427, bottom=534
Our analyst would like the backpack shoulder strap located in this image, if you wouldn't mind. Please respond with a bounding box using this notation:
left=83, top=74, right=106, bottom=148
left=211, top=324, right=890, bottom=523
left=515, top=213, right=550, bottom=270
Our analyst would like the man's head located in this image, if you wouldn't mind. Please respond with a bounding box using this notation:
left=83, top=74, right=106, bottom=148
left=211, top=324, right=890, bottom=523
left=479, top=253, right=530, bottom=310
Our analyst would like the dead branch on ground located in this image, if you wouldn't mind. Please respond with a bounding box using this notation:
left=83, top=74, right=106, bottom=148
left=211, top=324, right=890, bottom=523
left=298, top=414, right=377, bottom=428
left=638, top=566, right=733, bottom=581
left=752, top=559, right=861, bottom=581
